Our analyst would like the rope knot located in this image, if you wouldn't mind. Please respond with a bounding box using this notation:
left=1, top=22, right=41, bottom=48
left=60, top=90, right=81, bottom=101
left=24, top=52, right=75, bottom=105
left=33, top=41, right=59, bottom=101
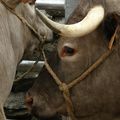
left=59, top=83, right=69, bottom=94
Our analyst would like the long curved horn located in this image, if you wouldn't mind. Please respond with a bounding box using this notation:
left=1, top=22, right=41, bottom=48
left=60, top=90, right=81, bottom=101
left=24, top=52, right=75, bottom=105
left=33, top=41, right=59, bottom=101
left=36, top=6, right=104, bottom=37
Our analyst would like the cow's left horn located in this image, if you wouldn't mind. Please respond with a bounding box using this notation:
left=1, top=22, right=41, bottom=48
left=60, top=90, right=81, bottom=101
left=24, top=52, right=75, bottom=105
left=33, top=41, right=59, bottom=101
left=36, top=5, right=104, bottom=37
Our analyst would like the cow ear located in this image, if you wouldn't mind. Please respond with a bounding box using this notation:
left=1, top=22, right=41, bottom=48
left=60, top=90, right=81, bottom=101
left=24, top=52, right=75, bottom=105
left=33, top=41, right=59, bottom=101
left=103, top=13, right=119, bottom=42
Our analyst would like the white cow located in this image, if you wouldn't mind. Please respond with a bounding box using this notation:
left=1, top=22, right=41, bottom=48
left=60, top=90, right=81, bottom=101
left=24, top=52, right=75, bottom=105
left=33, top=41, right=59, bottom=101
left=0, top=0, right=52, bottom=119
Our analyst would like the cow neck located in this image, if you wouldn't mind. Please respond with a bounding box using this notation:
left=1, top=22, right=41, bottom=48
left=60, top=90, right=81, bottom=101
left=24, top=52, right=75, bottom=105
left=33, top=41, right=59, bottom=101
left=42, top=26, right=119, bottom=120
left=0, top=0, right=45, bottom=44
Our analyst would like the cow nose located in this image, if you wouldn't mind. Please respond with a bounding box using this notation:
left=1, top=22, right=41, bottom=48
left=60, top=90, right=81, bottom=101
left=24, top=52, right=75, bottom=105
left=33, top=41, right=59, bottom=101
left=25, top=92, right=33, bottom=109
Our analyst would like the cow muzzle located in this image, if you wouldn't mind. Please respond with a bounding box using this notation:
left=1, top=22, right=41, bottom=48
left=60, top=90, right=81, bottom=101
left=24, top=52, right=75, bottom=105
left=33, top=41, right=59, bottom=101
left=25, top=91, right=57, bottom=118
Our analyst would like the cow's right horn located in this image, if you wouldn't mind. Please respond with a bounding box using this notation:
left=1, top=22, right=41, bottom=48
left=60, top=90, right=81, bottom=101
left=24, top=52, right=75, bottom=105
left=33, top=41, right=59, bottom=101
left=36, top=5, right=104, bottom=37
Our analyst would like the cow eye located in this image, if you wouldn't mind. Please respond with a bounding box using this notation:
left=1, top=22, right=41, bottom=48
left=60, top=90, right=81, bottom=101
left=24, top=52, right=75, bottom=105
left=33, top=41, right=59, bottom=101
left=61, top=46, right=76, bottom=57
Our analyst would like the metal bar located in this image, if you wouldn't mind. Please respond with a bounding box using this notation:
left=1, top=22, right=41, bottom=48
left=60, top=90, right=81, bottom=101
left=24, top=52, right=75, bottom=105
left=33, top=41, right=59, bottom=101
left=17, top=60, right=44, bottom=72
left=35, top=0, right=65, bottom=10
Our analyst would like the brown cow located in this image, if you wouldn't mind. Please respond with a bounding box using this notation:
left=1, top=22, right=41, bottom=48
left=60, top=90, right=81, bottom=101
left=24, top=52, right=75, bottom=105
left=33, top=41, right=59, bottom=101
left=0, top=0, right=52, bottom=119
left=26, top=0, right=120, bottom=120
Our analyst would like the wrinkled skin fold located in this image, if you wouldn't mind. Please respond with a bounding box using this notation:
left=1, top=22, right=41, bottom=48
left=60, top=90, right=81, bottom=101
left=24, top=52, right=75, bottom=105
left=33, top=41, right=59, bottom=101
left=27, top=0, right=120, bottom=120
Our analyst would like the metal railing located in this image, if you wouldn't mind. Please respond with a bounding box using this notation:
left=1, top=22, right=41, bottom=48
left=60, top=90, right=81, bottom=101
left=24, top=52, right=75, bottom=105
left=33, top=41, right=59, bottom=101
left=35, top=0, right=65, bottom=10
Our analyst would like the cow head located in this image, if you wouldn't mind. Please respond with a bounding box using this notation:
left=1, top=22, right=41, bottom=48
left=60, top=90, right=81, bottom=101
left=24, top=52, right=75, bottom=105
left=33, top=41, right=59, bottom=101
left=26, top=1, right=120, bottom=119
left=6, top=0, right=53, bottom=60
left=16, top=2, right=53, bottom=40
left=17, top=2, right=53, bottom=58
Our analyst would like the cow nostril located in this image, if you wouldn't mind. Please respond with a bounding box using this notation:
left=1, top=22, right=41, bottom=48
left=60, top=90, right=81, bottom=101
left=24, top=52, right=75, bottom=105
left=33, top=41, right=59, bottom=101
left=25, top=92, right=33, bottom=108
